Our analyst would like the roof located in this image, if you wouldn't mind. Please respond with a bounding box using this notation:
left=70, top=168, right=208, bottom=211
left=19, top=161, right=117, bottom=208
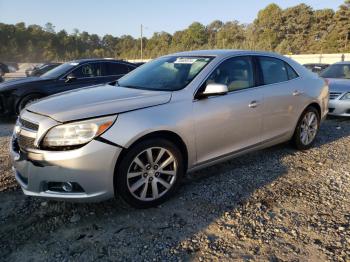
left=303, top=63, right=329, bottom=66
left=69, top=58, right=133, bottom=64
left=334, top=61, right=350, bottom=65
left=171, top=49, right=283, bottom=58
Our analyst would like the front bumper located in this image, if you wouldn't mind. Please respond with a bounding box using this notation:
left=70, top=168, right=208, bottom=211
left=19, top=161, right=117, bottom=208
left=328, top=99, right=350, bottom=117
left=10, top=136, right=122, bottom=202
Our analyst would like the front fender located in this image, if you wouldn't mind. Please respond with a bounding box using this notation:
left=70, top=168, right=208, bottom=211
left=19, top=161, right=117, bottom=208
left=100, top=100, right=197, bottom=168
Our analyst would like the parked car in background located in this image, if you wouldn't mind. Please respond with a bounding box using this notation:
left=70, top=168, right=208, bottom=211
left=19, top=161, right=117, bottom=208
left=0, top=62, right=10, bottom=76
left=303, top=63, right=330, bottom=74
left=0, top=59, right=137, bottom=116
left=6, top=62, right=19, bottom=72
left=25, top=63, right=62, bottom=77
left=10, top=50, right=328, bottom=208
left=133, top=62, right=145, bottom=67
left=320, top=62, right=350, bottom=117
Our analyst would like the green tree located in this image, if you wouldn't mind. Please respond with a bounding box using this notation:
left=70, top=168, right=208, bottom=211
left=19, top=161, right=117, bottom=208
left=1, top=1, right=350, bottom=62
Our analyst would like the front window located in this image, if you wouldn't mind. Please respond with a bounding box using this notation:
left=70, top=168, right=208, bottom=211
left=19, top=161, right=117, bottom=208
left=40, top=63, right=77, bottom=79
left=204, top=56, right=254, bottom=91
left=320, top=64, right=350, bottom=79
left=70, top=63, right=105, bottom=78
left=118, top=56, right=213, bottom=91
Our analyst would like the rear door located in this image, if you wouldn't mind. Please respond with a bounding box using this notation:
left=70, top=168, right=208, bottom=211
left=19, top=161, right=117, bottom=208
left=193, top=56, right=264, bottom=164
left=257, top=56, right=306, bottom=142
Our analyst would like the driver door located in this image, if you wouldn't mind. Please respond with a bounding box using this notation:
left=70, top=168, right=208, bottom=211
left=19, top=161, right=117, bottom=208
left=57, top=62, right=106, bottom=93
left=193, top=56, right=264, bottom=165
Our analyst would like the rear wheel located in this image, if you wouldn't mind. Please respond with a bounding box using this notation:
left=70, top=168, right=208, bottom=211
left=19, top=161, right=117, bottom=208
left=115, top=138, right=185, bottom=208
left=17, top=94, right=42, bottom=114
left=292, top=106, right=320, bottom=150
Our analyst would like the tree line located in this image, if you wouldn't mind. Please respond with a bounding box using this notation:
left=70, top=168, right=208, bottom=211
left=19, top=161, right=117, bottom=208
left=1, top=1, right=350, bottom=62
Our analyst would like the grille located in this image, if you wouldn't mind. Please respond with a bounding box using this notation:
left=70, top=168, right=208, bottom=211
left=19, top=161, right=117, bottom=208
left=17, top=134, right=35, bottom=151
left=329, top=92, right=342, bottom=100
left=328, top=108, right=335, bottom=113
left=19, top=118, right=39, bottom=131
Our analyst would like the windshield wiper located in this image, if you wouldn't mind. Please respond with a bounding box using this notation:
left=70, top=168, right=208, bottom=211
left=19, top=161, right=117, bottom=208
left=123, top=85, right=149, bottom=90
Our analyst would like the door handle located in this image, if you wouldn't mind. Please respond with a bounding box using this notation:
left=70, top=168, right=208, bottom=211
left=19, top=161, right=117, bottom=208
left=248, top=101, right=259, bottom=108
left=293, top=90, right=304, bottom=96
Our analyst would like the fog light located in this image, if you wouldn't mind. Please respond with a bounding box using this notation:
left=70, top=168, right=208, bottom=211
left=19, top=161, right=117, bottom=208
left=62, top=182, right=73, bottom=192
left=46, top=181, right=84, bottom=193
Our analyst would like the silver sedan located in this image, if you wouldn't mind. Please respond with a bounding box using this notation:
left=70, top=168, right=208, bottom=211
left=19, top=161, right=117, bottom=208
left=10, top=50, right=329, bottom=208
left=320, top=62, right=350, bottom=117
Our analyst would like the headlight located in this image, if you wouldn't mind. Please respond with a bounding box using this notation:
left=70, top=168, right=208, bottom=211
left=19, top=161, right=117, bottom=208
left=42, top=116, right=116, bottom=149
left=340, top=92, right=350, bottom=100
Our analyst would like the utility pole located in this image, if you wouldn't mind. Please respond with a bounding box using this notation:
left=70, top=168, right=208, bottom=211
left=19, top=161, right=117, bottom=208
left=140, top=24, right=143, bottom=61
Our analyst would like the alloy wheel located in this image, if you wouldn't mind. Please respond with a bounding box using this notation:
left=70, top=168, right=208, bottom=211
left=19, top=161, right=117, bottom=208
left=126, top=147, right=177, bottom=201
left=300, top=111, right=318, bottom=145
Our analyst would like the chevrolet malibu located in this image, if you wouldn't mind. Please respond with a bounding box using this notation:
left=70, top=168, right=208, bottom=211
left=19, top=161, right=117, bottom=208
left=10, top=50, right=329, bottom=208
left=320, top=62, right=350, bottom=117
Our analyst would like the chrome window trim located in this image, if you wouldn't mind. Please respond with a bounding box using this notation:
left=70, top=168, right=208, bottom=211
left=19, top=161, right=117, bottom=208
left=193, top=54, right=301, bottom=100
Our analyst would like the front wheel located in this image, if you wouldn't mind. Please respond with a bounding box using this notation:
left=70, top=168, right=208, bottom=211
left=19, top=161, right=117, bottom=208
left=292, top=106, right=320, bottom=150
left=115, top=138, right=185, bottom=208
left=17, top=94, right=42, bottom=114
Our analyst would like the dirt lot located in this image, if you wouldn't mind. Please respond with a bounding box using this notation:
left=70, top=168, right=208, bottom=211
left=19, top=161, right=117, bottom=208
left=0, top=117, right=349, bottom=261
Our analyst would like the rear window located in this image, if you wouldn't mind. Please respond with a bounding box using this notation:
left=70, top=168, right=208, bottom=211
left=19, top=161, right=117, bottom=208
left=320, top=64, right=350, bottom=79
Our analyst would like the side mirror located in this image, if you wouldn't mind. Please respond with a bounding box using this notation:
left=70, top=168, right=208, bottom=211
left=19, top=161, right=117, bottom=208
left=199, top=83, right=228, bottom=98
left=65, top=74, right=76, bottom=83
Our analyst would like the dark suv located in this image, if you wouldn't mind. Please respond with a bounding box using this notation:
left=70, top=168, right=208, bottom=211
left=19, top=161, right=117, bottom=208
left=0, top=59, right=137, bottom=116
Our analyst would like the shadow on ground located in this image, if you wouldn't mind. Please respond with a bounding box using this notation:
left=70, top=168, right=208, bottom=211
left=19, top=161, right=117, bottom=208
left=0, top=118, right=349, bottom=261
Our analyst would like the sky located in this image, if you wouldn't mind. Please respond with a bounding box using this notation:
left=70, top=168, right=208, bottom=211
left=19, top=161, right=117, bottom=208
left=0, top=0, right=346, bottom=38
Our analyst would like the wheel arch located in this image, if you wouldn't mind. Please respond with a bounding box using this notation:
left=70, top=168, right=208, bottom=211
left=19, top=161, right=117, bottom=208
left=16, top=92, right=45, bottom=114
left=307, top=102, right=321, bottom=117
left=290, top=101, right=322, bottom=140
left=113, top=130, right=189, bottom=183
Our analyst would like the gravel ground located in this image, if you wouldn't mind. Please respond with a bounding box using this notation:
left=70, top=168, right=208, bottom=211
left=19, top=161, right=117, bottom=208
left=0, top=117, right=349, bottom=261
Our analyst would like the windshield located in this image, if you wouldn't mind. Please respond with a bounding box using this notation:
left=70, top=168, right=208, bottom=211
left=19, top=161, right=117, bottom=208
left=118, top=56, right=214, bottom=91
left=40, top=62, right=77, bottom=79
left=320, top=64, right=350, bottom=79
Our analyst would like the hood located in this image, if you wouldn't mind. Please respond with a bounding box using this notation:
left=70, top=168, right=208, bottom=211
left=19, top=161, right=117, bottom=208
left=27, top=83, right=172, bottom=122
left=0, top=76, right=51, bottom=91
left=327, top=78, right=350, bottom=93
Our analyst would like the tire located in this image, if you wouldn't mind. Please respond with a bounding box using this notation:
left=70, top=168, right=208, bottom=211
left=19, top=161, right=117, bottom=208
left=292, top=106, right=320, bottom=150
left=17, top=94, right=42, bottom=114
left=115, top=138, right=185, bottom=208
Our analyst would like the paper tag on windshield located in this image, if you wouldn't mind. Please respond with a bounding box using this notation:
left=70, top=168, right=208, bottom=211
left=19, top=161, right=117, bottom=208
left=174, top=58, right=198, bottom=64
